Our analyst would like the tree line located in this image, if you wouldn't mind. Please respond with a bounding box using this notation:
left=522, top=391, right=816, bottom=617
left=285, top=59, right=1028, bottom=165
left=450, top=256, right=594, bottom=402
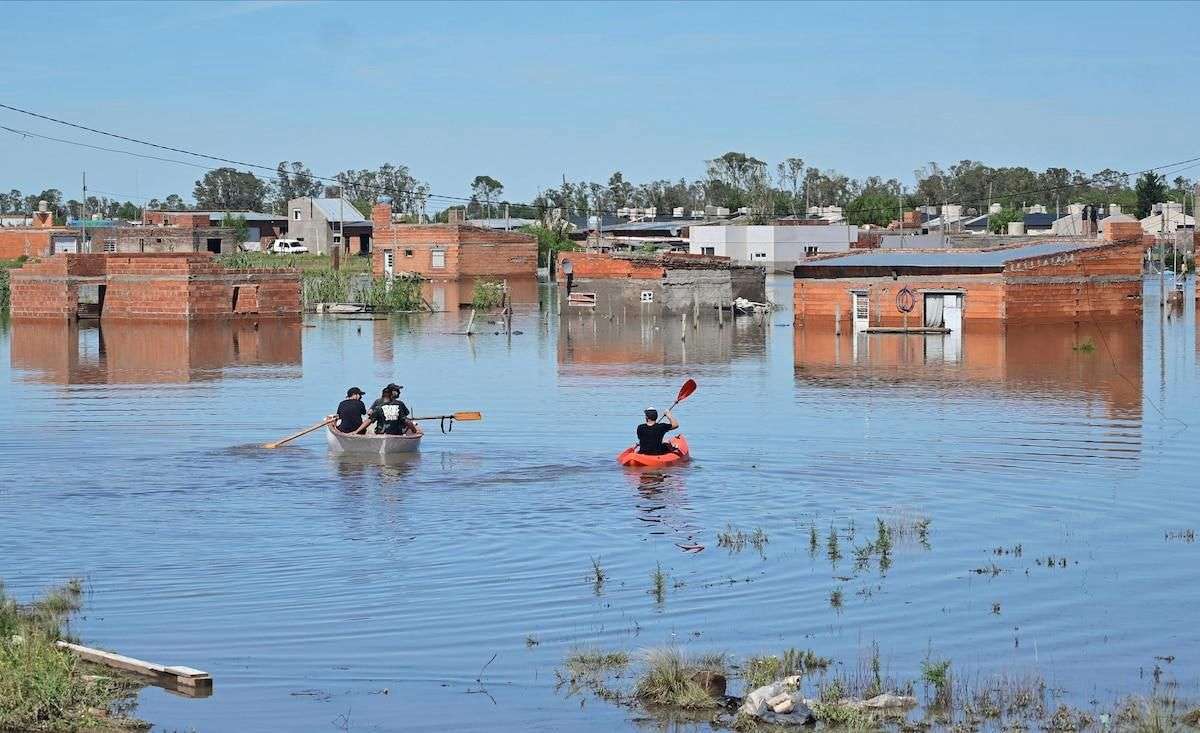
left=3, top=153, right=1193, bottom=227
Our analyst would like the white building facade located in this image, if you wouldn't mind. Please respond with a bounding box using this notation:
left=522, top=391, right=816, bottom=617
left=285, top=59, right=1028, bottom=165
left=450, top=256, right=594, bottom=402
left=689, top=224, right=858, bottom=271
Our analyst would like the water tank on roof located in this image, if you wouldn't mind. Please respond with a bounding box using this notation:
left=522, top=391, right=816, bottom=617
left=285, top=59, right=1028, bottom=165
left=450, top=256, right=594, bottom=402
left=38, top=200, right=48, bottom=213
left=989, top=203, right=1002, bottom=214
left=672, top=207, right=684, bottom=217
left=1008, top=222, right=1026, bottom=235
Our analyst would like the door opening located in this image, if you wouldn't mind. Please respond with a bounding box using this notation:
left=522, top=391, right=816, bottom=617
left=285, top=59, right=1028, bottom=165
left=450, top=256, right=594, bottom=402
left=851, top=291, right=869, bottom=331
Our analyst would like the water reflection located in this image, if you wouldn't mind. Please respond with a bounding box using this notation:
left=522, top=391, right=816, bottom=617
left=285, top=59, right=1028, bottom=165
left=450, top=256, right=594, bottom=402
left=794, top=321, right=1143, bottom=418
left=421, top=277, right=539, bottom=312
left=558, top=309, right=768, bottom=374
left=10, top=320, right=302, bottom=384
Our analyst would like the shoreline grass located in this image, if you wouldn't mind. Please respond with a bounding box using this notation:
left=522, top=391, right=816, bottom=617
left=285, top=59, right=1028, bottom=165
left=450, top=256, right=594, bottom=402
left=0, top=579, right=145, bottom=732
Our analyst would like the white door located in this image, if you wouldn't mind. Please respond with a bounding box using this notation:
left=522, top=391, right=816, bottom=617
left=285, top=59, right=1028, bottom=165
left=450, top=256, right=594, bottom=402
left=431, top=249, right=446, bottom=269
left=851, top=291, right=870, bottom=331
left=942, top=293, right=963, bottom=333
left=53, top=236, right=79, bottom=253
left=383, top=250, right=395, bottom=278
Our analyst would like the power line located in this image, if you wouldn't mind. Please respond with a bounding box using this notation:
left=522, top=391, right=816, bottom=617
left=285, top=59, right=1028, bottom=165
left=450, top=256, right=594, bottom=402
left=3, top=101, right=1199, bottom=222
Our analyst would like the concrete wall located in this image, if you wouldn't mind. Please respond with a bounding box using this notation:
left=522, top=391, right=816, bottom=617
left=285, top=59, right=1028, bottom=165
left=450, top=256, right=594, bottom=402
left=689, top=224, right=856, bottom=270
left=730, top=266, right=767, bottom=302
left=795, top=274, right=1006, bottom=328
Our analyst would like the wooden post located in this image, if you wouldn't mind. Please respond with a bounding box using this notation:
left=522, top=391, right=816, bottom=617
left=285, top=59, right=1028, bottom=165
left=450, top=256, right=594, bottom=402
left=465, top=308, right=476, bottom=335
left=835, top=303, right=841, bottom=336
left=718, top=298, right=724, bottom=327
left=681, top=312, right=687, bottom=341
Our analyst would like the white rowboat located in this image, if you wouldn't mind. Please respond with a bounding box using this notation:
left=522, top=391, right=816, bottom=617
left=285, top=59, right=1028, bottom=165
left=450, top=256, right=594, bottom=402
left=325, top=425, right=423, bottom=455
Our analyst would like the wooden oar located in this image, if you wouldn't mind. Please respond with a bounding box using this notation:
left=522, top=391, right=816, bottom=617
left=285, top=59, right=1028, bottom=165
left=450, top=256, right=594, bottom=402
left=263, top=416, right=337, bottom=449
left=409, top=411, right=482, bottom=421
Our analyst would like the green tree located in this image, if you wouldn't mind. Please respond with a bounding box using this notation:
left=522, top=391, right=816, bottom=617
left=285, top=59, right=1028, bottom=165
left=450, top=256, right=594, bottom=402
left=193, top=168, right=269, bottom=211
left=845, top=192, right=901, bottom=226
left=221, top=213, right=249, bottom=246
left=776, top=158, right=806, bottom=216
left=274, top=161, right=321, bottom=213
left=1135, top=172, right=1167, bottom=218
left=521, top=222, right=576, bottom=267
left=607, top=172, right=634, bottom=209
left=470, top=175, right=504, bottom=218
left=987, top=207, right=1024, bottom=234
left=116, top=202, right=141, bottom=220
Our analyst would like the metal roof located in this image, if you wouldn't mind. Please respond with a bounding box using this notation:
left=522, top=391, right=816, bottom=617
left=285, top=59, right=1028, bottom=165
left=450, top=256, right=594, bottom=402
left=311, top=198, right=368, bottom=223
left=800, top=241, right=1100, bottom=270
left=192, top=211, right=285, bottom=223
left=465, top=217, right=539, bottom=230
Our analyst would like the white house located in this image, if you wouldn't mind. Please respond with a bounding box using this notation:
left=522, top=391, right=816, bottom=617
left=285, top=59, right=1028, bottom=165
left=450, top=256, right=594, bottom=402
left=1141, top=202, right=1194, bottom=234
left=689, top=224, right=858, bottom=271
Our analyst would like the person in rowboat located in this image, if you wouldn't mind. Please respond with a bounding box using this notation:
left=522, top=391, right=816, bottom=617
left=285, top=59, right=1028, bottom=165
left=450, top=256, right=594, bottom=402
left=334, top=387, right=368, bottom=434
left=362, top=384, right=414, bottom=435
left=636, top=408, right=679, bottom=455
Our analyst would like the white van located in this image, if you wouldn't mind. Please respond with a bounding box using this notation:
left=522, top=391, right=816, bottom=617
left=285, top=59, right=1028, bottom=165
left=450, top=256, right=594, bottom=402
left=270, top=239, right=308, bottom=254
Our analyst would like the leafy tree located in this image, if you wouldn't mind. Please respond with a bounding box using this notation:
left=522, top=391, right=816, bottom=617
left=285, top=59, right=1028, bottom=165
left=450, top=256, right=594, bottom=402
left=221, top=213, right=249, bottom=245
left=163, top=194, right=187, bottom=211
left=274, top=161, right=321, bottom=213
left=470, top=175, right=503, bottom=218
left=987, top=207, right=1024, bottom=234
left=116, top=202, right=141, bottom=220
left=846, top=192, right=902, bottom=226
left=776, top=158, right=805, bottom=216
left=607, top=172, right=634, bottom=209
left=520, top=222, right=577, bottom=267
left=193, top=168, right=269, bottom=211
left=1135, top=172, right=1167, bottom=218
left=146, top=198, right=162, bottom=211
left=336, top=164, right=429, bottom=220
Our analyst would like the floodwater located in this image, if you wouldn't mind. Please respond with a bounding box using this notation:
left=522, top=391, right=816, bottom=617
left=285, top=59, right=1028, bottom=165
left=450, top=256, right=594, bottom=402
left=1, top=276, right=1198, bottom=732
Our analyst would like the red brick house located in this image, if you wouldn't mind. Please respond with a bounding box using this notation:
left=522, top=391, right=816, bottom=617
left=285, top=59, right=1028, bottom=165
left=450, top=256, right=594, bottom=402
left=370, top=204, right=537, bottom=280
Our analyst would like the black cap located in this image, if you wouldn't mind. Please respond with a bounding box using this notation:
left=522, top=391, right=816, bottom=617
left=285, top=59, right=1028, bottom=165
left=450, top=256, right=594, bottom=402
left=644, top=408, right=658, bottom=419
left=386, top=383, right=402, bottom=391
left=347, top=387, right=365, bottom=397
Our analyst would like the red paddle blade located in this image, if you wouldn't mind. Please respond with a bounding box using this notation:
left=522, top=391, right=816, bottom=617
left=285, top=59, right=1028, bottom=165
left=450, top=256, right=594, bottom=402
left=675, top=378, right=697, bottom=403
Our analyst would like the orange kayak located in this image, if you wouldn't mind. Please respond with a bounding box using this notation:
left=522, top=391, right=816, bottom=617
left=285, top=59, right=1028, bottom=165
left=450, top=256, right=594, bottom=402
left=617, top=435, right=690, bottom=467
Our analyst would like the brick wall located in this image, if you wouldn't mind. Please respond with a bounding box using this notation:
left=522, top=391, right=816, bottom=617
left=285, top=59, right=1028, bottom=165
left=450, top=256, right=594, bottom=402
left=794, top=275, right=1005, bottom=327
left=0, top=229, right=55, bottom=259
left=555, top=251, right=666, bottom=281
left=10, top=253, right=300, bottom=320
left=1003, top=241, right=1143, bottom=324
left=371, top=205, right=536, bottom=279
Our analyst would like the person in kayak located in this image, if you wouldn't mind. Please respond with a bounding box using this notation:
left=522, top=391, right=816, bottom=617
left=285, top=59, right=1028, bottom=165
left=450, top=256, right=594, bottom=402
left=362, top=384, right=413, bottom=435
left=637, top=408, right=679, bottom=455
left=335, top=387, right=368, bottom=433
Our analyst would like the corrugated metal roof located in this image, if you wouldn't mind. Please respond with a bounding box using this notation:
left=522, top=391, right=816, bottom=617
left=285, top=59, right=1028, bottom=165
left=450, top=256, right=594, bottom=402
left=465, top=218, right=539, bottom=230
left=311, top=198, right=368, bottom=223
left=192, top=211, right=285, bottom=223
left=801, top=241, right=1100, bottom=269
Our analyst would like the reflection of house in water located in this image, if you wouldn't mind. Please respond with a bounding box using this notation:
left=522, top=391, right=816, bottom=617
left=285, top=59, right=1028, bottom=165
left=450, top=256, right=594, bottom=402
left=558, top=309, right=768, bottom=376
left=794, top=322, right=1143, bottom=418
left=11, top=320, right=302, bottom=384
left=420, top=277, right=539, bottom=312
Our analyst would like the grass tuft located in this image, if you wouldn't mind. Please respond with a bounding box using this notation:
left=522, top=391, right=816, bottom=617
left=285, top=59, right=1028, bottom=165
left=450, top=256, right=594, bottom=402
left=742, top=648, right=831, bottom=689
left=634, top=648, right=725, bottom=710
left=565, top=649, right=630, bottom=675
left=650, top=563, right=667, bottom=605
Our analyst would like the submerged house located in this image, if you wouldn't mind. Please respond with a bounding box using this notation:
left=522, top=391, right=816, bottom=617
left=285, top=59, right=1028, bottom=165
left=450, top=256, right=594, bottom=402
left=688, top=224, right=859, bottom=271
left=370, top=204, right=538, bottom=281
left=555, top=251, right=766, bottom=316
left=793, top=237, right=1145, bottom=334
left=287, top=197, right=372, bottom=255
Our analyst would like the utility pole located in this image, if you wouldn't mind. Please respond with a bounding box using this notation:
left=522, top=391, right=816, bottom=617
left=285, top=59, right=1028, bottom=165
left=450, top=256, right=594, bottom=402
left=80, top=171, right=87, bottom=253
left=1160, top=206, right=1166, bottom=309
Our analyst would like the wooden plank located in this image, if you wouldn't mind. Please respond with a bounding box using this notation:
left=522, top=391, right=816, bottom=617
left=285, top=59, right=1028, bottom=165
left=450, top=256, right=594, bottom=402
left=56, top=641, right=212, bottom=693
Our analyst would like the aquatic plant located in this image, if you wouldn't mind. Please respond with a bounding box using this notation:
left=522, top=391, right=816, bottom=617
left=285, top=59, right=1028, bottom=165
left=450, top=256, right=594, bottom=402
left=589, top=557, right=606, bottom=593
left=743, top=648, right=831, bottom=689
left=359, top=276, right=422, bottom=312
left=0, top=579, right=144, bottom=731
left=921, top=658, right=953, bottom=710
left=716, top=525, right=768, bottom=556
left=650, top=563, right=667, bottom=604
left=830, top=588, right=844, bottom=610
left=0, top=270, right=10, bottom=314
left=827, top=527, right=842, bottom=564
left=633, top=648, right=724, bottom=710
left=565, top=649, right=629, bottom=675
left=471, top=279, right=505, bottom=310
left=302, top=269, right=351, bottom=306
left=811, top=700, right=871, bottom=729
left=808, top=523, right=819, bottom=555
left=1073, top=338, right=1097, bottom=353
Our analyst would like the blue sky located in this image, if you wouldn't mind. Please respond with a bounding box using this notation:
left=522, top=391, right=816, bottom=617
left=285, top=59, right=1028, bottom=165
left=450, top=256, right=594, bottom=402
left=3, top=0, right=1199, bottom=208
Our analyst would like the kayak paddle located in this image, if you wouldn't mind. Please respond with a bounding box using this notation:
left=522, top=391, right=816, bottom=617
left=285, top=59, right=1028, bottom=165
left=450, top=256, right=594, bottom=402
left=665, top=379, right=697, bottom=413
left=264, top=416, right=337, bottom=449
